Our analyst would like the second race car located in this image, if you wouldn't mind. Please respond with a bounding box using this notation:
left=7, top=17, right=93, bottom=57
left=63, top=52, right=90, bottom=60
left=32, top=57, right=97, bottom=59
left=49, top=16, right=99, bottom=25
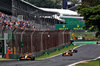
left=19, top=53, right=35, bottom=60
left=69, top=48, right=78, bottom=53
left=62, top=51, right=73, bottom=56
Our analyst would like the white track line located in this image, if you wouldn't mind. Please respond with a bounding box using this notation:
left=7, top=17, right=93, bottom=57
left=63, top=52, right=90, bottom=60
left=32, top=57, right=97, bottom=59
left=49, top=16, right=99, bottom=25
left=68, top=45, right=100, bottom=66
left=68, top=56, right=100, bottom=66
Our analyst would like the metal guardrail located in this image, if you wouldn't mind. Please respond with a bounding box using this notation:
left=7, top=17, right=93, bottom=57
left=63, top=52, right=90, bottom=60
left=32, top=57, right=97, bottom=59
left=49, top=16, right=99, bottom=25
left=9, top=43, right=71, bottom=59
left=74, top=39, right=100, bottom=41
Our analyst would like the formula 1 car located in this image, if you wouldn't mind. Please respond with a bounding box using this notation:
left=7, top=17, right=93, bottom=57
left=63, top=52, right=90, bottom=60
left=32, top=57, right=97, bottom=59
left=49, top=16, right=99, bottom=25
left=62, top=51, right=73, bottom=56
left=19, top=53, right=35, bottom=60
left=97, top=41, right=100, bottom=44
left=69, top=49, right=78, bottom=53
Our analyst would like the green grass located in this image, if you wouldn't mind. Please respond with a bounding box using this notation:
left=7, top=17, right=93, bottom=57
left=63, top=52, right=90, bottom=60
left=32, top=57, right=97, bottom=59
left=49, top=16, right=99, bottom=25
left=73, top=41, right=97, bottom=45
left=0, top=45, right=78, bottom=61
left=35, top=45, right=78, bottom=60
left=76, top=59, right=100, bottom=66
left=0, top=58, right=16, bottom=61
left=71, top=32, right=97, bottom=39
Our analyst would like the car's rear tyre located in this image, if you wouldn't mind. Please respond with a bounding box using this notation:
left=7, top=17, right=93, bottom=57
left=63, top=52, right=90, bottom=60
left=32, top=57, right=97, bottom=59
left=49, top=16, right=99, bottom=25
left=31, top=57, right=35, bottom=60
left=70, top=53, right=72, bottom=56
left=69, top=50, right=72, bottom=52
left=28, top=55, right=35, bottom=60
left=68, top=53, right=72, bottom=56
left=62, top=53, right=66, bottom=56
left=74, top=50, right=78, bottom=53
left=19, top=57, right=23, bottom=60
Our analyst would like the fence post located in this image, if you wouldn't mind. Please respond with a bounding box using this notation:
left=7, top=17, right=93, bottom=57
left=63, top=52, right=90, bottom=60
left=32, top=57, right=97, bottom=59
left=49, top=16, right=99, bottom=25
left=63, top=30, right=66, bottom=45
left=12, top=28, right=17, bottom=54
left=4, top=33, right=8, bottom=54
left=41, top=30, right=46, bottom=51
left=21, top=29, right=26, bottom=55
left=31, top=30, right=35, bottom=54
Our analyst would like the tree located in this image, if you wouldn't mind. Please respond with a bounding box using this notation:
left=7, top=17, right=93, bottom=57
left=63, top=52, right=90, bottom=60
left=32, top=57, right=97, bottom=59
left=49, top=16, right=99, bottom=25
left=78, top=0, right=100, bottom=13
left=82, top=0, right=100, bottom=7
left=54, top=0, right=62, bottom=8
left=24, top=0, right=62, bottom=8
left=70, top=0, right=81, bottom=4
left=77, top=0, right=100, bottom=38
left=79, top=5, right=100, bottom=37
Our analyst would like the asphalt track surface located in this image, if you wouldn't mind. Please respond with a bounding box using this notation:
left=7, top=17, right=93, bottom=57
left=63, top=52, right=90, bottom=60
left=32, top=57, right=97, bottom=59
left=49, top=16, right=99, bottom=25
left=1, top=44, right=100, bottom=66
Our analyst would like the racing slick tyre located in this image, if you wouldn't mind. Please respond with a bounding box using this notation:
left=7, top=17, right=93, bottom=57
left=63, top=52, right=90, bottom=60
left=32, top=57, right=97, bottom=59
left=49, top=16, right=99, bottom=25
left=70, top=53, right=72, bottom=56
left=62, top=53, right=66, bottom=56
left=19, top=57, right=22, bottom=60
left=68, top=53, right=73, bottom=56
left=19, top=56, right=24, bottom=60
left=73, top=50, right=78, bottom=53
left=31, top=56, right=35, bottom=60
left=28, top=55, right=35, bottom=60
left=69, top=50, right=72, bottom=52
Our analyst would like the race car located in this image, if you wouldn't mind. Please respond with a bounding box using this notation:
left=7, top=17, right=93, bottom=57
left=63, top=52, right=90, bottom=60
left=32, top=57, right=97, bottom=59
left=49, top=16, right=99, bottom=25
left=62, top=51, right=73, bottom=56
left=97, top=41, right=100, bottom=44
left=69, top=49, right=78, bottom=53
left=19, top=53, right=35, bottom=60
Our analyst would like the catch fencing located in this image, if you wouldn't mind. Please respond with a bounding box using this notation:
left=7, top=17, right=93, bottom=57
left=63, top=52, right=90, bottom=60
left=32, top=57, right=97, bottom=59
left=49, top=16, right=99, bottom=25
left=9, top=29, right=71, bottom=55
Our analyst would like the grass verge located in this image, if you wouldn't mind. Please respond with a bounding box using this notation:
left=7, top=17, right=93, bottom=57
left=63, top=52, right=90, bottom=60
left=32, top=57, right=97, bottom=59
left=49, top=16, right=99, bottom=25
left=35, top=45, right=78, bottom=60
left=0, top=45, right=78, bottom=61
left=70, top=32, right=97, bottom=39
left=76, top=59, right=100, bottom=66
left=0, top=58, right=16, bottom=61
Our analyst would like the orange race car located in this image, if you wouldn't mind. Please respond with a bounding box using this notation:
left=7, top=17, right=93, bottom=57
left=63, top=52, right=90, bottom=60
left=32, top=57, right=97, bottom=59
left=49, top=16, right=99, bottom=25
left=19, top=53, right=35, bottom=60
left=62, top=51, right=73, bottom=56
left=69, top=49, right=78, bottom=53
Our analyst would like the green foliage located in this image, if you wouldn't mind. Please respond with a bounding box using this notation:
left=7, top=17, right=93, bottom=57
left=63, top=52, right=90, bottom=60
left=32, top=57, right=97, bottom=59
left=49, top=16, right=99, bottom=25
left=44, top=52, right=50, bottom=55
left=71, top=32, right=97, bottom=39
left=96, top=31, right=100, bottom=38
left=82, top=0, right=100, bottom=7
left=25, top=0, right=62, bottom=8
left=81, top=5, right=100, bottom=30
left=78, top=1, right=100, bottom=37
left=70, top=0, right=81, bottom=4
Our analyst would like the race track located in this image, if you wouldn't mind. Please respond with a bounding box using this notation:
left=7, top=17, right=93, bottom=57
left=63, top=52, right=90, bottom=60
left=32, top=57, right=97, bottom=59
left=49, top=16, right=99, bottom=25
left=0, top=44, right=100, bottom=66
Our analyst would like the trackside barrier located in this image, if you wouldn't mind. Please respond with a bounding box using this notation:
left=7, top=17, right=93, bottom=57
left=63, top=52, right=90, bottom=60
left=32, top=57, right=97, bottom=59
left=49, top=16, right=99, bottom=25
left=7, top=28, right=71, bottom=59
left=10, top=29, right=71, bottom=54
left=9, top=54, right=19, bottom=59
left=9, top=43, right=71, bottom=59
left=74, top=39, right=100, bottom=41
left=44, top=52, right=50, bottom=55
left=55, top=49, right=60, bottom=51
left=2, top=28, right=71, bottom=57
left=32, top=43, right=70, bottom=57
